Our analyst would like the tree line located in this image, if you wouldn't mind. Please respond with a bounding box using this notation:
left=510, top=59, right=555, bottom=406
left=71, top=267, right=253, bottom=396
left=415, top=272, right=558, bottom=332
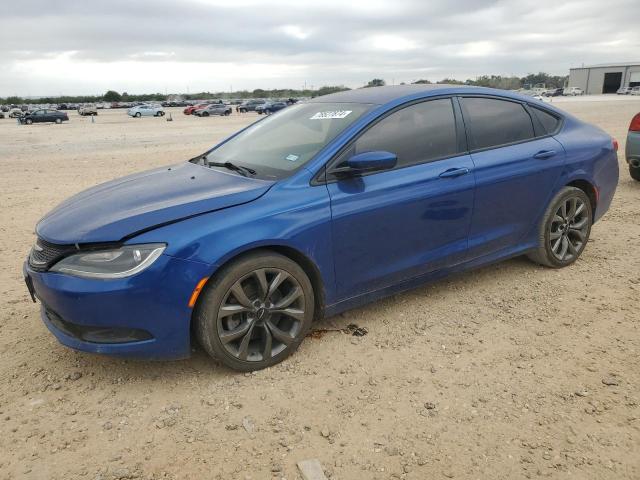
left=0, top=73, right=568, bottom=105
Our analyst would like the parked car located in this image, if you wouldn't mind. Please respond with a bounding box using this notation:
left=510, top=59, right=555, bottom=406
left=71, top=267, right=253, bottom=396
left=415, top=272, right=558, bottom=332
left=543, top=88, right=564, bottom=97
left=8, top=108, right=23, bottom=118
left=237, top=99, right=266, bottom=113
left=631, top=87, right=640, bottom=96
left=24, top=85, right=619, bottom=371
left=127, top=105, right=165, bottom=117
left=195, top=104, right=232, bottom=117
left=262, top=102, right=288, bottom=114
left=78, top=104, right=98, bottom=116
left=20, top=109, right=69, bottom=125
left=626, top=112, right=640, bottom=181
left=183, top=103, right=208, bottom=115
left=617, top=87, right=633, bottom=95
left=566, top=87, right=584, bottom=96
left=0, top=112, right=4, bottom=119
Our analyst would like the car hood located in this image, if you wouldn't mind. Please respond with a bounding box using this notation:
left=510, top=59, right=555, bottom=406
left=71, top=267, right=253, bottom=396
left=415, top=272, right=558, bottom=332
left=36, top=162, right=275, bottom=244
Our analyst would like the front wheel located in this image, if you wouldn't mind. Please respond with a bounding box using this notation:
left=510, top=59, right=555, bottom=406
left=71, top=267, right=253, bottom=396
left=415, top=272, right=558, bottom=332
left=630, top=163, right=640, bottom=181
left=195, top=251, right=315, bottom=371
left=25, top=118, right=33, bottom=125
left=135, top=112, right=141, bottom=118
left=55, top=118, right=62, bottom=124
left=527, top=187, right=592, bottom=268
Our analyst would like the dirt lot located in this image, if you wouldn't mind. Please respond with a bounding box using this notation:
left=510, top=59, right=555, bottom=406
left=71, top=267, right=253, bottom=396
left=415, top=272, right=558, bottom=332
left=0, top=101, right=639, bottom=480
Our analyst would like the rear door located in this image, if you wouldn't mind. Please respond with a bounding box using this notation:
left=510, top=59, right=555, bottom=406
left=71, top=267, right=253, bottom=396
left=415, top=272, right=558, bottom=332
left=459, top=96, right=566, bottom=259
left=326, top=98, right=475, bottom=299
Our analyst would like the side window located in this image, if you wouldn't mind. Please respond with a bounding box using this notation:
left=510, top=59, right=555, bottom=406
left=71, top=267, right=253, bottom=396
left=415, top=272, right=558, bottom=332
left=345, top=98, right=458, bottom=169
left=530, top=106, right=561, bottom=135
left=461, top=97, right=535, bottom=150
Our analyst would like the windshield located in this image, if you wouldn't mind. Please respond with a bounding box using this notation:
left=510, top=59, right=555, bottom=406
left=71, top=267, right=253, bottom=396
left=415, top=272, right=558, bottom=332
left=201, top=102, right=372, bottom=179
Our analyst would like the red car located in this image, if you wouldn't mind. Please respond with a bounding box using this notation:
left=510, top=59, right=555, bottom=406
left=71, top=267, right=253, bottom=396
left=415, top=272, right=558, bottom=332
left=183, top=104, right=208, bottom=115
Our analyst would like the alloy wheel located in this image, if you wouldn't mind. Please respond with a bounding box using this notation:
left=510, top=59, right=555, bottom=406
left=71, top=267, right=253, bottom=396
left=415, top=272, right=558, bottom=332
left=549, top=196, right=589, bottom=262
left=216, top=268, right=305, bottom=362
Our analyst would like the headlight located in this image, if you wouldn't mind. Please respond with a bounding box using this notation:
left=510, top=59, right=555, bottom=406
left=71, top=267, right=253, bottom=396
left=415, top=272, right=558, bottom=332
left=50, top=244, right=165, bottom=279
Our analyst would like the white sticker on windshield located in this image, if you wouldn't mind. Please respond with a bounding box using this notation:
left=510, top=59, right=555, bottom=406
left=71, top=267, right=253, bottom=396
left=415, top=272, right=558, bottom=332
left=310, top=110, right=352, bottom=120
left=285, top=154, right=299, bottom=162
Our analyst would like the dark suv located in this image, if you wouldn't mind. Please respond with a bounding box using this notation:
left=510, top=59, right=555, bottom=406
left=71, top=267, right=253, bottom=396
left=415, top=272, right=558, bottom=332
left=237, top=99, right=266, bottom=113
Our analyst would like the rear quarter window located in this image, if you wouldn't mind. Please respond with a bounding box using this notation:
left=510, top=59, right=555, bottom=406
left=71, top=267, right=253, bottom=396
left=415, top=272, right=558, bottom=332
left=530, top=106, right=561, bottom=135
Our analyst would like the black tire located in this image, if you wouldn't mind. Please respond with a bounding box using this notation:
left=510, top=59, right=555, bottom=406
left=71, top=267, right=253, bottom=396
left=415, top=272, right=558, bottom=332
left=55, top=118, right=62, bottom=124
left=630, top=165, right=640, bottom=181
left=224, top=110, right=230, bottom=116
left=195, top=251, right=315, bottom=371
left=135, top=112, right=141, bottom=118
left=240, top=108, right=247, bottom=113
left=527, top=186, right=592, bottom=268
left=202, top=112, right=209, bottom=117
left=25, top=118, right=33, bottom=125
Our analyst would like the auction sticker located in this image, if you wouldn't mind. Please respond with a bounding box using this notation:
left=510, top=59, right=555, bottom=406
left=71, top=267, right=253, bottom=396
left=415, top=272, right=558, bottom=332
left=310, top=110, right=352, bottom=120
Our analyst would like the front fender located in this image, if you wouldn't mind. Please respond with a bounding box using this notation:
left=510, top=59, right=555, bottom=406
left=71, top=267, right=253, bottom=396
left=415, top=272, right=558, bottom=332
left=131, top=179, right=337, bottom=305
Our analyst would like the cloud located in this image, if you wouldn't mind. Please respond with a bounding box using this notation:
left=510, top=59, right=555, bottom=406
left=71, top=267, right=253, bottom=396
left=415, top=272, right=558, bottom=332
left=0, top=0, right=638, bottom=95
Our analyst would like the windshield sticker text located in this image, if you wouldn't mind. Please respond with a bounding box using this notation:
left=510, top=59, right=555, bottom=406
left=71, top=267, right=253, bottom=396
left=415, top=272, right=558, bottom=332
left=310, top=110, right=352, bottom=120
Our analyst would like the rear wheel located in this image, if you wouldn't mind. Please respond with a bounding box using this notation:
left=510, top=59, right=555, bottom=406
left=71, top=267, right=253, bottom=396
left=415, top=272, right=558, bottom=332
left=195, top=251, right=315, bottom=371
left=202, top=112, right=209, bottom=117
left=25, top=118, right=33, bottom=125
left=240, top=108, right=247, bottom=113
left=224, top=110, right=230, bottom=116
left=135, top=112, right=141, bottom=118
left=527, top=187, right=592, bottom=268
left=55, top=118, right=62, bottom=124
left=630, top=164, right=640, bottom=181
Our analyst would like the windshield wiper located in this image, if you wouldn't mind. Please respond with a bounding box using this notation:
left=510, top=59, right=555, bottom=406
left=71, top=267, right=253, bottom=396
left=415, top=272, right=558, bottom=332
left=207, top=161, right=256, bottom=177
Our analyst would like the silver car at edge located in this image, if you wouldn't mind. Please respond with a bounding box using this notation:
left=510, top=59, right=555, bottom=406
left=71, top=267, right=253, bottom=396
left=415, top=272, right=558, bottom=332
left=627, top=112, right=640, bottom=181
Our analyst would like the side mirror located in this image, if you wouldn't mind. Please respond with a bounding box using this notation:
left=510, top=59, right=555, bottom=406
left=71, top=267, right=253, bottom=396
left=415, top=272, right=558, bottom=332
left=332, top=151, right=397, bottom=177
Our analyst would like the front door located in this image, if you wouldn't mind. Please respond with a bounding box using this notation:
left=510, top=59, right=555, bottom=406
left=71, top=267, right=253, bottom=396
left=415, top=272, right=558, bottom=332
left=326, top=98, right=475, bottom=299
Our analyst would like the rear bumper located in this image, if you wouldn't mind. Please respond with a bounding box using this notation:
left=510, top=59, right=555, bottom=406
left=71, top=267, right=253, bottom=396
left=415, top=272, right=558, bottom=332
left=24, top=254, right=212, bottom=360
left=625, top=131, right=640, bottom=166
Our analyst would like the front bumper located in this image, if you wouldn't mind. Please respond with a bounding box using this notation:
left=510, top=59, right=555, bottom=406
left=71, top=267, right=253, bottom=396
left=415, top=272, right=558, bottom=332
left=24, top=254, right=212, bottom=360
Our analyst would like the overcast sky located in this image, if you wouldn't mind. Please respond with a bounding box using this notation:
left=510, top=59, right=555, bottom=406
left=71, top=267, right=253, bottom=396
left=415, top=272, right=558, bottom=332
left=1, top=0, right=639, bottom=96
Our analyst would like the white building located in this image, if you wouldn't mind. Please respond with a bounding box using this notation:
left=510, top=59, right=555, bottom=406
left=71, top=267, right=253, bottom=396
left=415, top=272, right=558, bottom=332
left=568, top=62, right=640, bottom=94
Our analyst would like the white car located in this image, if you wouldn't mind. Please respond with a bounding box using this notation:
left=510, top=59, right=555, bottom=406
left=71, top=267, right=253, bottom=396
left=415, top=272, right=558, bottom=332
left=127, top=105, right=165, bottom=118
left=566, top=87, right=584, bottom=96
left=78, top=104, right=98, bottom=116
left=631, top=87, right=640, bottom=96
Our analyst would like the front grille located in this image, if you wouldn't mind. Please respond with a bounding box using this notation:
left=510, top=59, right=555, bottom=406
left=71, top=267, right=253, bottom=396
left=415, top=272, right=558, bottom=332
left=29, top=238, right=76, bottom=272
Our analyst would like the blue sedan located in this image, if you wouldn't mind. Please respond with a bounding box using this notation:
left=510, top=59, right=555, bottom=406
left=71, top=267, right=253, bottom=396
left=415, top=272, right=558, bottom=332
left=24, top=85, right=619, bottom=371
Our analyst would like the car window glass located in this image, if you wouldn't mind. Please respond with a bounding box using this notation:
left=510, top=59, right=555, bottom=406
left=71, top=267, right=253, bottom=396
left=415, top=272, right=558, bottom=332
left=531, top=106, right=561, bottom=135
left=461, top=97, right=535, bottom=150
left=205, top=102, right=372, bottom=179
left=341, top=98, right=458, bottom=169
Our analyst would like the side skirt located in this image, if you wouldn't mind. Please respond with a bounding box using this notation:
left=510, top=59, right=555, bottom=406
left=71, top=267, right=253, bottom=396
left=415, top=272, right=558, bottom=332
left=323, top=242, right=537, bottom=318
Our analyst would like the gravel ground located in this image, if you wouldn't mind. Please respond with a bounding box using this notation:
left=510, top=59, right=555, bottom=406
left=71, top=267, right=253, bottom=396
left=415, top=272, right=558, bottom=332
left=0, top=102, right=638, bottom=480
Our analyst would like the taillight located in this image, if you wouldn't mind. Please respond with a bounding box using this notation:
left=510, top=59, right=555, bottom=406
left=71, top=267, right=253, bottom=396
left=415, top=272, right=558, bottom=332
left=630, top=113, right=640, bottom=132
left=612, top=138, right=619, bottom=151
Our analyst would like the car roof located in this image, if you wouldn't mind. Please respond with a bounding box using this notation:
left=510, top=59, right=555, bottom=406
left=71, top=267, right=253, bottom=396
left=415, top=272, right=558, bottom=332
left=307, top=84, right=547, bottom=106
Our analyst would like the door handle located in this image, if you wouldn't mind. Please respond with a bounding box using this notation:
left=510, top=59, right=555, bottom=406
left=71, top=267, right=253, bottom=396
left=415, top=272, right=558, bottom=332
left=439, top=167, right=470, bottom=178
left=533, top=150, right=557, bottom=159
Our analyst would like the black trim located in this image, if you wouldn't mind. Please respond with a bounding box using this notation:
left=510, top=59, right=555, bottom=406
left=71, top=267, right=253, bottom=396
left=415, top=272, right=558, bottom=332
left=45, top=306, right=153, bottom=344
